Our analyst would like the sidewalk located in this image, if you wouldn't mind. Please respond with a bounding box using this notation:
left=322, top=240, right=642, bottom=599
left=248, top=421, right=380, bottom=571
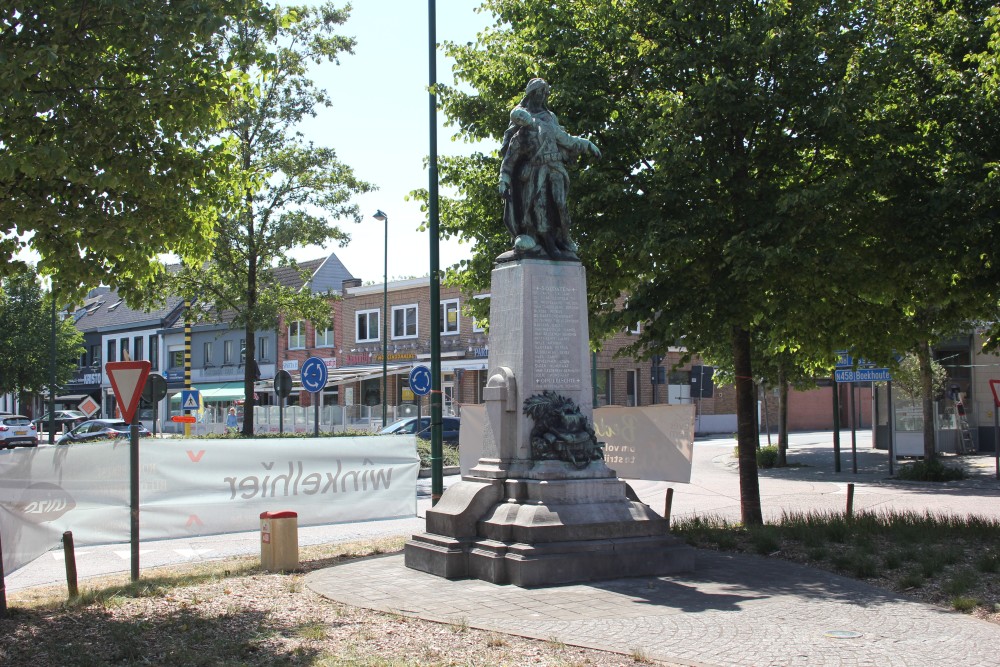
left=302, top=432, right=1000, bottom=667
left=306, top=550, right=1000, bottom=667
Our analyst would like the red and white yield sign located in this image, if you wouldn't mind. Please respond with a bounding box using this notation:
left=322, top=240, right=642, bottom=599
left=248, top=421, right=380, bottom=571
left=990, top=379, right=1000, bottom=408
left=106, top=360, right=151, bottom=424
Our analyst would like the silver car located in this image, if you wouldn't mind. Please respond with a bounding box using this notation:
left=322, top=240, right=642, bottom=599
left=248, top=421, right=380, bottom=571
left=0, top=414, right=39, bottom=448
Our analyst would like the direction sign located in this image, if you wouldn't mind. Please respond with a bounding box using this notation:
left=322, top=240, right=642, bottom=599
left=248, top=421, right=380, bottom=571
left=300, top=356, right=328, bottom=393
left=106, top=361, right=151, bottom=424
left=274, top=369, right=293, bottom=399
left=181, top=389, right=201, bottom=411
left=142, top=373, right=167, bottom=404
left=409, top=365, right=432, bottom=396
left=835, top=368, right=891, bottom=383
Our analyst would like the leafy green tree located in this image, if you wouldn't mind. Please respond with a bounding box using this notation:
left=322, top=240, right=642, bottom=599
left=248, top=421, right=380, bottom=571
left=422, top=0, right=887, bottom=525
left=0, top=270, right=83, bottom=413
left=419, top=0, right=999, bottom=520
left=176, top=3, right=372, bottom=435
left=1, top=0, right=268, bottom=302
left=839, top=1, right=1000, bottom=459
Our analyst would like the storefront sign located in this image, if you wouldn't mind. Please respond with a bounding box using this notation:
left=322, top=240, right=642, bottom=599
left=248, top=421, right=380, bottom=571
left=373, top=352, right=417, bottom=362
left=342, top=353, right=372, bottom=365
left=282, top=360, right=299, bottom=371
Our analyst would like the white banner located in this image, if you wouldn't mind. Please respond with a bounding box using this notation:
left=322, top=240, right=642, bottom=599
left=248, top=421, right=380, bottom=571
left=460, top=404, right=695, bottom=483
left=0, top=436, right=419, bottom=574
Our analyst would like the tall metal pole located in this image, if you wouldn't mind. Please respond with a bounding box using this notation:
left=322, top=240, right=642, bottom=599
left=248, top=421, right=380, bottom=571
left=49, top=288, right=57, bottom=444
left=383, top=215, right=388, bottom=427
left=428, top=0, right=443, bottom=505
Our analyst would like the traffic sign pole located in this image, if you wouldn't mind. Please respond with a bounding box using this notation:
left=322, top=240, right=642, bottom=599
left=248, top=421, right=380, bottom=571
left=300, top=358, right=328, bottom=437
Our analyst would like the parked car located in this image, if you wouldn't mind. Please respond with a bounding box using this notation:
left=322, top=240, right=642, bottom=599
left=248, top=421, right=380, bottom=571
left=378, top=416, right=461, bottom=444
left=56, top=419, right=151, bottom=445
left=0, top=414, right=39, bottom=448
left=33, top=409, right=89, bottom=432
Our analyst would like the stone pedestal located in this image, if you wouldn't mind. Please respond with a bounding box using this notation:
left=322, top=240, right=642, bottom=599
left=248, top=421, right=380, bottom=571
left=404, top=259, right=694, bottom=586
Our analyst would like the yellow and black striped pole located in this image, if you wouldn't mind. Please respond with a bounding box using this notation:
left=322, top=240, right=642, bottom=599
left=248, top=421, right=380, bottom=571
left=184, top=300, right=192, bottom=437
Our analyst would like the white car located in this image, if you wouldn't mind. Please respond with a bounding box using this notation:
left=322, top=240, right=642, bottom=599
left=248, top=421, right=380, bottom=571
left=0, top=414, right=39, bottom=448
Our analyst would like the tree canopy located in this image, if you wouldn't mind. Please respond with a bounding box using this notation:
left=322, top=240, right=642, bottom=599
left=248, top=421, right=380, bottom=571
left=1, top=0, right=269, bottom=302
left=417, top=0, right=1000, bottom=523
left=175, top=2, right=372, bottom=435
left=0, top=270, right=83, bottom=412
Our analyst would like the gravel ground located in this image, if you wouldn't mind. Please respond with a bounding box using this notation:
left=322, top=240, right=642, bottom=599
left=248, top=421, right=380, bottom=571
left=1, top=541, right=667, bottom=667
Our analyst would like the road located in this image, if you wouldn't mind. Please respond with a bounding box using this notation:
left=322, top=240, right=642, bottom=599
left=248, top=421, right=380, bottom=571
left=6, top=430, right=999, bottom=592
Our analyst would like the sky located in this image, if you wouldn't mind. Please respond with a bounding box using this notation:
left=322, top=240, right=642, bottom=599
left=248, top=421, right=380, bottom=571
left=291, top=0, right=493, bottom=282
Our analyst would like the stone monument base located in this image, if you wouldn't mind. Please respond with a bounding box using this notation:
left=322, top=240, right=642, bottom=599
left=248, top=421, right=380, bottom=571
left=404, top=463, right=695, bottom=587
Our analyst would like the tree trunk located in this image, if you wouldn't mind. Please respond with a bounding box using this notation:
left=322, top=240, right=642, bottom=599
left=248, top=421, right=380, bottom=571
left=242, top=324, right=257, bottom=436
left=777, top=368, right=789, bottom=467
left=917, top=340, right=936, bottom=460
left=733, top=326, right=763, bottom=525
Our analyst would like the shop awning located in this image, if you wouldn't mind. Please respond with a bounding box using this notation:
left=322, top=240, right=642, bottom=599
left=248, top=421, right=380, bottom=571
left=169, top=382, right=245, bottom=402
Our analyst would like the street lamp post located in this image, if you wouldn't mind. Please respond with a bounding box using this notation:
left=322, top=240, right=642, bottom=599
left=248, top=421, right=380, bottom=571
left=373, top=209, right=389, bottom=427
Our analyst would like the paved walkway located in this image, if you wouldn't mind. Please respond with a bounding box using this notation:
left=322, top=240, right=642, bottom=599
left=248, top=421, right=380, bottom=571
left=307, top=550, right=1000, bottom=667
left=305, top=433, right=1000, bottom=667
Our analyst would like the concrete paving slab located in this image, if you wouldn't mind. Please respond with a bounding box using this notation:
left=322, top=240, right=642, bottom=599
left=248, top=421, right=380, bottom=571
left=306, top=551, right=1000, bottom=667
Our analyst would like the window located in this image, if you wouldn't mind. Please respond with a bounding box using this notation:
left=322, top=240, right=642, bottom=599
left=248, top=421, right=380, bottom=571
left=148, top=336, right=158, bottom=371
left=133, top=337, right=143, bottom=361
left=223, top=340, right=234, bottom=364
left=288, top=321, right=305, bottom=349
left=440, top=299, right=459, bottom=335
left=203, top=341, right=214, bottom=367
left=107, top=340, right=116, bottom=364
left=120, top=338, right=129, bottom=360
left=315, top=325, right=334, bottom=347
left=472, top=294, right=489, bottom=332
left=258, top=336, right=269, bottom=361
left=169, top=349, right=184, bottom=369
left=240, top=338, right=246, bottom=364
left=595, top=369, right=612, bottom=407
left=392, top=304, right=418, bottom=339
left=356, top=309, right=380, bottom=343
left=90, top=344, right=101, bottom=367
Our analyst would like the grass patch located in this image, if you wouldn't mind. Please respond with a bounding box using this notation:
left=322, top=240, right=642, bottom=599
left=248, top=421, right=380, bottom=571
left=673, top=509, right=1000, bottom=613
left=952, top=596, right=980, bottom=612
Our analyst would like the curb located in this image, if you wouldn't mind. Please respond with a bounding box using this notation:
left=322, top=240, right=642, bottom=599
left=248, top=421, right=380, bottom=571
left=419, top=466, right=460, bottom=478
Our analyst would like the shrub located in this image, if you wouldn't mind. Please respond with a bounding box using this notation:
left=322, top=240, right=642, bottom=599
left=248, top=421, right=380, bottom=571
left=731, top=444, right=779, bottom=468
left=756, top=445, right=779, bottom=468
left=896, top=459, right=967, bottom=482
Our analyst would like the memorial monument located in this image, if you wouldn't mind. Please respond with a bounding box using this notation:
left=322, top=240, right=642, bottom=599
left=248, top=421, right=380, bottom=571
left=405, top=79, right=694, bottom=586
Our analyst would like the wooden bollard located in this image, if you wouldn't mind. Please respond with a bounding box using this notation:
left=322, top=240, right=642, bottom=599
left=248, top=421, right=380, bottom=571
left=664, top=488, right=674, bottom=528
left=846, top=483, right=855, bottom=520
left=63, top=531, right=79, bottom=599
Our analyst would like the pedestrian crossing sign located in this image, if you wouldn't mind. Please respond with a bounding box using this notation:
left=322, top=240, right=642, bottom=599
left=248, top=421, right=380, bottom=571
left=181, top=390, right=201, bottom=411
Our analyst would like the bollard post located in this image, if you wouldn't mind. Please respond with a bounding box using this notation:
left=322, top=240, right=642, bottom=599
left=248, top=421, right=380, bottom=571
left=63, top=531, right=79, bottom=599
left=664, top=488, right=674, bottom=528
left=846, top=483, right=855, bottom=520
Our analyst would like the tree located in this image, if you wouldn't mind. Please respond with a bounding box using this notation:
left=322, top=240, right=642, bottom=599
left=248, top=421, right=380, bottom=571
left=419, top=0, right=999, bottom=521
left=175, top=3, right=372, bottom=435
left=0, top=270, right=83, bottom=413
left=1, top=1, right=269, bottom=302
left=422, top=0, right=889, bottom=525
left=839, top=1, right=1000, bottom=459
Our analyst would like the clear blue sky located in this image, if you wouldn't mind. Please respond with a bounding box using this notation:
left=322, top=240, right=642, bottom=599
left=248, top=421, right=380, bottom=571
left=293, top=0, right=492, bottom=282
